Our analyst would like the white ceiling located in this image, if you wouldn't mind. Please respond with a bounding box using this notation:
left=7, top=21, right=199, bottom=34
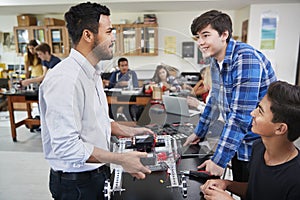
left=0, top=0, right=299, bottom=15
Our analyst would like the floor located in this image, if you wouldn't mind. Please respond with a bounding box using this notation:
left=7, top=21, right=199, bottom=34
left=0, top=111, right=52, bottom=200
left=1, top=110, right=300, bottom=200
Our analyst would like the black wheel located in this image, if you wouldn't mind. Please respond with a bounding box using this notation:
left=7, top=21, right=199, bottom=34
left=181, top=175, right=188, bottom=198
left=103, top=179, right=111, bottom=200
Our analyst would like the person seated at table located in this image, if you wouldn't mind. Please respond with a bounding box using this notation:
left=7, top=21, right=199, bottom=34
left=184, top=66, right=211, bottom=103
left=185, top=66, right=211, bottom=113
left=109, top=57, right=140, bottom=121
left=21, top=43, right=61, bottom=88
left=200, top=81, right=300, bottom=200
left=148, top=64, right=181, bottom=93
left=108, top=57, right=138, bottom=89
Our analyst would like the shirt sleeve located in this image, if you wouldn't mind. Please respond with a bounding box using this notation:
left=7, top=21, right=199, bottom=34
left=109, top=72, right=117, bottom=88
left=132, top=71, right=139, bottom=88
left=211, top=52, right=263, bottom=168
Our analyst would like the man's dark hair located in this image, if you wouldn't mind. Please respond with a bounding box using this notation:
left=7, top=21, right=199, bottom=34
left=191, top=10, right=232, bottom=43
left=118, top=57, right=128, bottom=66
left=267, top=81, right=300, bottom=141
left=35, top=43, right=51, bottom=54
left=64, top=2, right=110, bottom=45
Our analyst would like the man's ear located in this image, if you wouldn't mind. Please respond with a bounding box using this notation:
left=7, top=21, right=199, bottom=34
left=82, top=29, right=93, bottom=42
left=275, top=123, right=288, bottom=136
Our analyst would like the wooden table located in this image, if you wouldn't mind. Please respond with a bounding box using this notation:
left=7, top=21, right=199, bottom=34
left=5, top=91, right=40, bottom=142
left=106, top=95, right=151, bottom=105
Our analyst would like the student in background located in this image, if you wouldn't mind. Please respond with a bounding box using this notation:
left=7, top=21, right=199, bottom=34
left=108, top=57, right=140, bottom=121
left=186, top=66, right=212, bottom=113
left=151, top=64, right=181, bottom=92
left=191, top=66, right=211, bottom=103
left=21, top=43, right=61, bottom=87
left=200, top=81, right=300, bottom=200
left=24, top=39, right=43, bottom=79
left=184, top=10, right=277, bottom=183
left=108, top=57, right=138, bottom=89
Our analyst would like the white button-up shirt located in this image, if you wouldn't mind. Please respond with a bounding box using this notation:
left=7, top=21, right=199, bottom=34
left=39, top=49, right=111, bottom=172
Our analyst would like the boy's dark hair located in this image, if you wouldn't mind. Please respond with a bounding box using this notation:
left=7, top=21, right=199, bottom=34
left=191, top=10, right=232, bottom=43
left=35, top=43, right=51, bottom=54
left=267, top=81, right=300, bottom=141
left=118, top=57, right=128, bottom=66
left=64, top=2, right=110, bottom=45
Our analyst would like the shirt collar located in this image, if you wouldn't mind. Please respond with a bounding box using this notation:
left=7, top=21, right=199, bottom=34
left=223, top=38, right=236, bottom=65
left=69, top=48, right=98, bottom=79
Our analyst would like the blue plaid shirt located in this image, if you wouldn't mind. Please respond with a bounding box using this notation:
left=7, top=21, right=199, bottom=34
left=194, top=39, right=277, bottom=168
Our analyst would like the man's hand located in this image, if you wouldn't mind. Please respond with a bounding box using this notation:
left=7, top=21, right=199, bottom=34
left=183, top=133, right=200, bottom=146
left=120, top=151, right=151, bottom=179
left=132, top=127, right=154, bottom=136
left=198, top=159, right=224, bottom=176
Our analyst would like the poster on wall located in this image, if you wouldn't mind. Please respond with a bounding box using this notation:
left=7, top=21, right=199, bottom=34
left=260, top=12, right=278, bottom=50
left=164, top=36, right=176, bottom=54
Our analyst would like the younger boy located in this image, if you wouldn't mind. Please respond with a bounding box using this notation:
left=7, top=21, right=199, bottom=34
left=200, top=81, right=300, bottom=200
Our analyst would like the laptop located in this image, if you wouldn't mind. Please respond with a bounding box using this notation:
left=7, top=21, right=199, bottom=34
left=162, top=95, right=201, bottom=117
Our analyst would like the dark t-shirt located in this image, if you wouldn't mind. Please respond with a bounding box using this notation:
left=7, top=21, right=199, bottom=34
left=42, top=55, right=61, bottom=69
left=246, top=139, right=300, bottom=200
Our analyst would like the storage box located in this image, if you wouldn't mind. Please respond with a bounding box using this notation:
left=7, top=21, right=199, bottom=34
left=44, top=18, right=65, bottom=26
left=17, top=15, right=37, bottom=26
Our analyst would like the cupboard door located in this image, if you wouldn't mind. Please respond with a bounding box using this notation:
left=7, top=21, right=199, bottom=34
left=47, top=26, right=70, bottom=57
left=14, top=27, right=29, bottom=54
left=121, top=25, right=139, bottom=56
left=140, top=24, right=158, bottom=56
left=113, top=23, right=158, bottom=56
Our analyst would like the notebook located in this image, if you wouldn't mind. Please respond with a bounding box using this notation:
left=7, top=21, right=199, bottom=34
left=162, top=95, right=201, bottom=117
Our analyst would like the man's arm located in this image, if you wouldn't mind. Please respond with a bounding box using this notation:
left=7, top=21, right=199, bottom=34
left=111, top=121, right=153, bottom=137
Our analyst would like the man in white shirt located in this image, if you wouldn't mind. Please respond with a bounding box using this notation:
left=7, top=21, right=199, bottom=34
left=39, top=2, right=152, bottom=199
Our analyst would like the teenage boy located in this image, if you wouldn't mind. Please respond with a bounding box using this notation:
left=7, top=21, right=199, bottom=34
left=108, top=57, right=138, bottom=89
left=200, top=81, right=300, bottom=200
left=184, top=10, right=277, bottom=182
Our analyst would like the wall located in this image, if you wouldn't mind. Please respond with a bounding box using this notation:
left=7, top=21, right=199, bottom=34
left=0, top=15, right=22, bottom=65
left=1, top=3, right=299, bottom=83
left=248, top=3, right=300, bottom=84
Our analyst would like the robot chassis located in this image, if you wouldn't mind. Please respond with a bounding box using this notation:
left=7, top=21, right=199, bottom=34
left=103, top=134, right=188, bottom=199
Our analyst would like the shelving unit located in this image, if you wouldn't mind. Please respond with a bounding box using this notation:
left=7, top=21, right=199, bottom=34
left=47, top=26, right=70, bottom=58
left=13, top=25, right=70, bottom=57
left=14, top=26, right=48, bottom=54
left=113, top=23, right=158, bottom=56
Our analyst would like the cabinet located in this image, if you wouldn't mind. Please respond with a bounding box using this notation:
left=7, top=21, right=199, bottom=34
left=47, top=26, right=70, bottom=58
left=113, top=24, right=158, bottom=56
left=14, top=26, right=48, bottom=54
left=14, top=26, right=70, bottom=57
